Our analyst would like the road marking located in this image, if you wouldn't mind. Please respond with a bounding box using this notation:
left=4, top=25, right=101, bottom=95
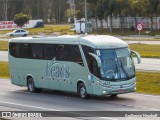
left=0, top=100, right=119, bottom=120
left=0, top=100, right=61, bottom=111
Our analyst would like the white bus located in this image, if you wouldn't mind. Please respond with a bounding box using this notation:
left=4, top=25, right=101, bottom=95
left=8, top=35, right=141, bottom=99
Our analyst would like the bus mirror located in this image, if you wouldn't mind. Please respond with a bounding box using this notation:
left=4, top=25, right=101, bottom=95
left=131, top=50, right=141, bottom=64
left=89, top=53, right=101, bottom=68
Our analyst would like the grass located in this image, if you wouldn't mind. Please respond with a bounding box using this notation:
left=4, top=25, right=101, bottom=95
left=0, top=62, right=10, bottom=78
left=0, top=62, right=159, bottom=95
left=122, top=38, right=160, bottom=41
left=25, top=25, right=73, bottom=35
left=0, top=41, right=8, bottom=51
left=136, top=72, right=160, bottom=95
left=129, top=44, right=160, bottom=58
left=0, top=25, right=75, bottom=37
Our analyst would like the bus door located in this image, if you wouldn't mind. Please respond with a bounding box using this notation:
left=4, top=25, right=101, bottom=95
left=88, top=57, right=102, bottom=95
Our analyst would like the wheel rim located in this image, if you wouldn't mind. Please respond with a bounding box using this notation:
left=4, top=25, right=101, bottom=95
left=80, top=87, right=86, bottom=98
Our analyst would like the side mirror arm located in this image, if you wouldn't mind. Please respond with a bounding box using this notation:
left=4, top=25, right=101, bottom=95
left=131, top=50, right=141, bottom=64
left=89, top=53, right=102, bottom=68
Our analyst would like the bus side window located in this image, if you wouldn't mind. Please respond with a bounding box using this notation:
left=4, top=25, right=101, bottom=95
left=32, top=44, right=43, bottom=59
left=9, top=43, right=17, bottom=57
left=56, top=45, right=65, bottom=60
left=9, top=43, right=22, bottom=58
left=44, top=44, right=56, bottom=60
left=82, top=45, right=100, bottom=77
left=56, top=45, right=83, bottom=66
left=90, top=57, right=99, bottom=78
left=22, top=43, right=32, bottom=58
left=82, top=45, right=94, bottom=71
left=69, top=45, right=83, bottom=66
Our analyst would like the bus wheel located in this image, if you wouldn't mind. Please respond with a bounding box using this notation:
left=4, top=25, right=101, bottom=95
left=27, top=78, right=36, bottom=93
left=111, top=94, right=118, bottom=97
left=78, top=83, right=89, bottom=99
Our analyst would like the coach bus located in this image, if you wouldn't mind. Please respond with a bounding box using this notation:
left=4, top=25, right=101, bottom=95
left=8, top=35, right=141, bottom=99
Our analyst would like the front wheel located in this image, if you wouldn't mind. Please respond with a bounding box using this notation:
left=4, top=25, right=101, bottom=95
left=110, top=94, right=118, bottom=97
left=78, top=83, right=89, bottom=99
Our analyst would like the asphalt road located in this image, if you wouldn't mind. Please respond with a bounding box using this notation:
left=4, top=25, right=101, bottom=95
left=0, top=51, right=7, bottom=62
left=1, top=51, right=160, bottom=72
left=0, top=79, right=160, bottom=120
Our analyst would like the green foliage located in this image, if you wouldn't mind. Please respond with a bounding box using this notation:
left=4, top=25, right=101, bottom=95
left=13, top=13, right=30, bottom=28
left=136, top=72, right=160, bottom=95
left=96, top=1, right=104, bottom=20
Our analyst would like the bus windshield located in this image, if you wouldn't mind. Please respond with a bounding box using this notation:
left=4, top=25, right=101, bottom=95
left=97, top=48, right=135, bottom=81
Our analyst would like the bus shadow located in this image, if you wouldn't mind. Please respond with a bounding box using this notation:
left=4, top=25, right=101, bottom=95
left=40, top=89, right=134, bottom=102
left=10, top=88, right=135, bottom=102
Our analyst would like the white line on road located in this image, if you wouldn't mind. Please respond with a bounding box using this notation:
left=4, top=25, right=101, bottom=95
left=0, top=100, right=61, bottom=111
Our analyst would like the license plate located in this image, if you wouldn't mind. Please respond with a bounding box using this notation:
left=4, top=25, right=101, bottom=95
left=118, top=90, right=125, bottom=93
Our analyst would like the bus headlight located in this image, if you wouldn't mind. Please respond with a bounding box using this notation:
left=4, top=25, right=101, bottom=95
left=102, top=90, right=107, bottom=94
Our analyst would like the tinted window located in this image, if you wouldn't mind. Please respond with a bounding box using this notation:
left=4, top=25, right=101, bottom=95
left=9, top=43, right=17, bottom=57
left=21, top=30, right=25, bottom=32
left=44, top=44, right=56, bottom=60
left=15, top=30, right=20, bottom=33
left=21, top=43, right=32, bottom=58
left=32, top=44, right=43, bottom=59
left=56, top=45, right=83, bottom=65
left=9, top=43, right=83, bottom=65
left=82, top=45, right=95, bottom=71
left=9, top=43, right=32, bottom=58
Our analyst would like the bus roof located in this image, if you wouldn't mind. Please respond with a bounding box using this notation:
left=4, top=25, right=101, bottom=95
left=9, top=35, right=128, bottom=49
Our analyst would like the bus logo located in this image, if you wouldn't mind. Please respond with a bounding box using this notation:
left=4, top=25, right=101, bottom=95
left=46, top=60, right=70, bottom=80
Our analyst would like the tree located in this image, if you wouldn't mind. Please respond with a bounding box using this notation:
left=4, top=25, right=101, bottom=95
left=115, top=0, right=129, bottom=32
left=129, top=0, right=140, bottom=30
left=0, top=0, right=10, bottom=20
left=13, top=13, right=30, bottom=28
left=96, top=0, right=104, bottom=29
left=103, top=0, right=117, bottom=32
left=147, top=0, right=160, bottom=30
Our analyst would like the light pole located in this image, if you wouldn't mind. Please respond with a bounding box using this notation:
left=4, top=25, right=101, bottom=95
left=85, top=0, right=87, bottom=33
left=73, top=0, right=76, bottom=24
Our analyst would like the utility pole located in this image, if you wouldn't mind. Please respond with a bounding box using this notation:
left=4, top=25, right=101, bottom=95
left=85, top=0, right=87, bottom=33
left=73, top=0, right=76, bottom=24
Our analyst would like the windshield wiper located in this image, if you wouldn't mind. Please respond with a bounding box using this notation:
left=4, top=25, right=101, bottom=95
left=119, top=59, right=129, bottom=80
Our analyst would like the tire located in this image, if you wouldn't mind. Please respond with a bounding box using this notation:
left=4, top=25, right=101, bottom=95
left=111, top=94, right=118, bottom=97
left=27, top=78, right=40, bottom=93
left=10, top=34, right=14, bottom=37
left=78, top=83, right=89, bottom=99
left=23, top=34, right=27, bottom=37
